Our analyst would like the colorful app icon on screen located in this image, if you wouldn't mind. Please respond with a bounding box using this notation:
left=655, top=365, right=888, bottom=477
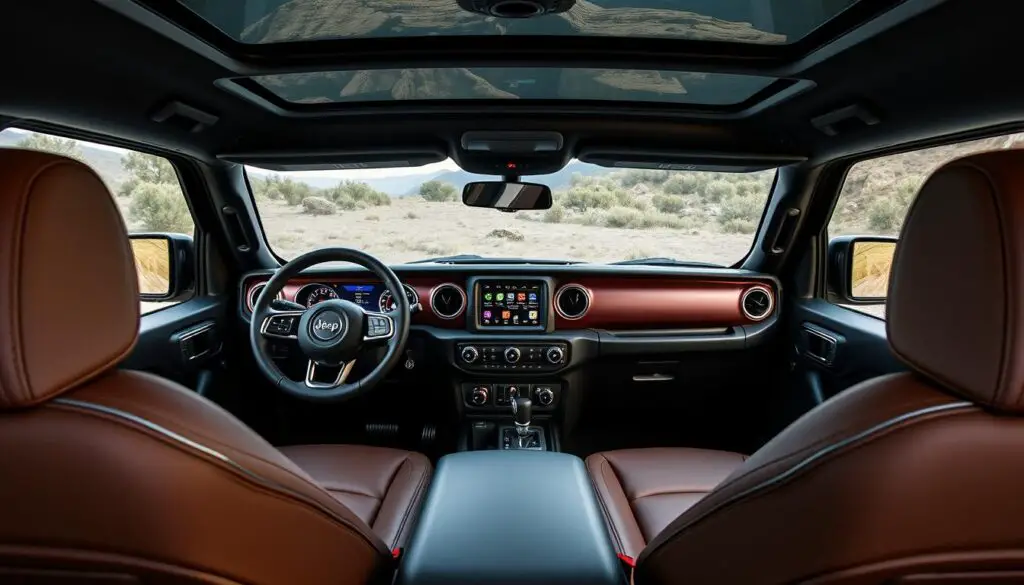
left=483, top=310, right=492, bottom=319
left=528, top=310, right=538, bottom=319
left=528, top=292, right=537, bottom=301
left=496, top=293, right=504, bottom=301
left=484, top=293, right=493, bottom=301
left=502, top=310, right=511, bottom=320
left=517, top=292, right=526, bottom=301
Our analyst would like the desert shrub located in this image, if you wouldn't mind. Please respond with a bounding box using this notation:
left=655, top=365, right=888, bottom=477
left=704, top=180, right=737, bottom=202
left=329, top=181, right=390, bottom=206
left=734, top=181, right=761, bottom=197
left=129, top=182, right=194, bottom=233
left=366, top=214, right=380, bottom=221
left=420, top=180, right=457, bottom=202
left=578, top=210, right=604, bottom=226
left=720, top=218, right=757, bottom=234
left=544, top=204, right=566, bottom=223
left=18, top=133, right=84, bottom=160
left=301, top=196, right=336, bottom=215
left=563, top=187, right=616, bottom=212
left=652, top=194, right=687, bottom=214
left=405, top=211, right=419, bottom=219
left=866, top=197, right=905, bottom=233
left=662, top=174, right=703, bottom=195
left=332, top=193, right=358, bottom=211
left=613, top=190, right=648, bottom=210
left=603, top=207, right=644, bottom=228
left=487, top=228, right=525, bottom=241
left=718, top=193, right=764, bottom=233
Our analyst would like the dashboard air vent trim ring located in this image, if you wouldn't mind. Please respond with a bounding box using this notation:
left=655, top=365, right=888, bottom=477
left=246, top=282, right=283, bottom=312
left=740, top=285, right=774, bottom=322
left=430, top=283, right=467, bottom=320
left=554, top=283, right=592, bottom=320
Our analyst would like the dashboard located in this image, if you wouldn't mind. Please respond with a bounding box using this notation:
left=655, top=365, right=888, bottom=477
left=242, top=266, right=778, bottom=333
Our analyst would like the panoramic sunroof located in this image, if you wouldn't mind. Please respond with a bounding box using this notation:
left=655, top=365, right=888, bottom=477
left=178, top=0, right=860, bottom=45
left=248, top=68, right=778, bottom=106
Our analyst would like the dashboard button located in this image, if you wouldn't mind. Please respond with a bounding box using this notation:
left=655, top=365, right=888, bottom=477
left=461, top=346, right=480, bottom=363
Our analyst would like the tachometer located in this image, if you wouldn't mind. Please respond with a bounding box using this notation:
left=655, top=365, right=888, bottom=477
left=379, top=284, right=419, bottom=313
left=300, top=284, right=339, bottom=308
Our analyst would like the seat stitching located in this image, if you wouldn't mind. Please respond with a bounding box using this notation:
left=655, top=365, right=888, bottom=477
left=585, top=456, right=623, bottom=554
left=596, top=456, right=629, bottom=554
left=389, top=456, right=431, bottom=549
left=51, top=398, right=389, bottom=555
left=640, top=401, right=974, bottom=567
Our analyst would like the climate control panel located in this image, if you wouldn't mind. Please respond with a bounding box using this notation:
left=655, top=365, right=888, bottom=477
left=461, top=382, right=561, bottom=410
left=457, top=343, right=568, bottom=371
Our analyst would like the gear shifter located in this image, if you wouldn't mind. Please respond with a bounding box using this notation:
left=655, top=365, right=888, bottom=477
left=512, top=396, right=532, bottom=439
left=505, top=396, right=543, bottom=450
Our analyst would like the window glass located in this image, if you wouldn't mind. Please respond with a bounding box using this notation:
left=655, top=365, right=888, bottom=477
left=0, top=128, right=195, bottom=314
left=828, top=132, right=1024, bottom=318
left=247, top=161, right=776, bottom=267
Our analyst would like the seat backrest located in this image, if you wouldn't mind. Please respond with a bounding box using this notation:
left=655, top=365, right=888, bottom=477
left=634, top=150, right=1024, bottom=585
left=0, top=149, right=389, bottom=585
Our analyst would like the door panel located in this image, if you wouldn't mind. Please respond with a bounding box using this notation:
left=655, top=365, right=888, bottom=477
left=790, top=298, right=903, bottom=402
left=123, top=297, right=227, bottom=393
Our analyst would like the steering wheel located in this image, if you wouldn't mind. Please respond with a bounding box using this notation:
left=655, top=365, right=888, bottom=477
left=249, top=248, right=410, bottom=402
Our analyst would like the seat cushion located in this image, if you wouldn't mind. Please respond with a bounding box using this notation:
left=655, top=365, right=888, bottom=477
left=586, top=448, right=745, bottom=559
left=281, top=445, right=432, bottom=549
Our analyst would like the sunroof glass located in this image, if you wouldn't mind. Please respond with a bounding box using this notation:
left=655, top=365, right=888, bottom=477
left=248, top=68, right=778, bottom=106
left=179, top=0, right=859, bottom=45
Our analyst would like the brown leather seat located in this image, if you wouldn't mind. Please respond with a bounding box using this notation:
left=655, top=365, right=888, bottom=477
left=0, top=149, right=431, bottom=584
left=590, top=150, right=1024, bottom=584
left=586, top=448, right=745, bottom=560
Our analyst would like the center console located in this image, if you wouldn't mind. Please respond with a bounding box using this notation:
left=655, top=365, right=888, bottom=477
left=396, top=451, right=626, bottom=585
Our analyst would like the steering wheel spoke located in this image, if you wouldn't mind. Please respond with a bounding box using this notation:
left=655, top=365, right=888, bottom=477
left=362, top=310, right=396, bottom=343
left=305, top=359, right=356, bottom=389
left=249, top=247, right=410, bottom=401
left=260, top=310, right=304, bottom=339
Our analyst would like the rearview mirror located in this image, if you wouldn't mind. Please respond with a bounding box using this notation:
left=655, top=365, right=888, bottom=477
left=129, top=233, right=195, bottom=302
left=827, top=235, right=898, bottom=303
left=462, top=181, right=552, bottom=211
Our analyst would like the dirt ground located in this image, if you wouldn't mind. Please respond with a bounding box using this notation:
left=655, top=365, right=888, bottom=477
left=258, top=197, right=755, bottom=265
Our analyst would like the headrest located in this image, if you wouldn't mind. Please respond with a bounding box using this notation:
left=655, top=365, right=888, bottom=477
left=0, top=149, right=138, bottom=409
left=888, top=149, right=1024, bottom=413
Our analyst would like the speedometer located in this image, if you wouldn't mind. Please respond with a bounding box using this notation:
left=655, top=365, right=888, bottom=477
left=378, top=284, right=419, bottom=313
left=301, top=284, right=339, bottom=307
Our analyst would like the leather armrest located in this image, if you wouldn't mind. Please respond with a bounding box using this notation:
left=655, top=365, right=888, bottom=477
left=397, top=451, right=626, bottom=585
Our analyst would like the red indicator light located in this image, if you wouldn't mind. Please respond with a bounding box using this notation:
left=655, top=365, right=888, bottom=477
left=506, top=162, right=517, bottom=169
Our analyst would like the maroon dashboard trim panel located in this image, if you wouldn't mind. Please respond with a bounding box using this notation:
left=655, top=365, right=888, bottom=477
left=244, top=275, right=774, bottom=331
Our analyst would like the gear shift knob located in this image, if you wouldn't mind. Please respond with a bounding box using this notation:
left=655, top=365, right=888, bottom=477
left=511, top=396, right=532, bottom=428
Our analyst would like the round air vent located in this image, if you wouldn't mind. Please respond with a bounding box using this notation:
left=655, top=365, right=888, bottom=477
left=246, top=282, right=281, bottom=312
left=430, top=283, right=466, bottom=320
left=741, top=286, right=774, bottom=321
left=555, top=284, right=591, bottom=320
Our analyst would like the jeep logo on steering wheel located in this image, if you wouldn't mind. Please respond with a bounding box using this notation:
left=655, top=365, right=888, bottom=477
left=310, top=311, right=344, bottom=341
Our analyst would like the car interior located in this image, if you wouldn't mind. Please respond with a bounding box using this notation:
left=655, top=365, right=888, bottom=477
left=4, top=0, right=1024, bottom=584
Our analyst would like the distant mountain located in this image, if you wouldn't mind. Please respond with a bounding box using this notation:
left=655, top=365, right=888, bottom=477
left=248, top=160, right=613, bottom=196
left=0, top=130, right=129, bottom=190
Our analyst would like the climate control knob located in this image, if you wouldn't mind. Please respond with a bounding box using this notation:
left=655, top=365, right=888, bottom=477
left=545, top=346, right=565, bottom=364
left=504, top=346, right=521, bottom=364
left=470, top=386, right=489, bottom=406
left=461, top=346, right=480, bottom=364
left=536, top=387, right=555, bottom=406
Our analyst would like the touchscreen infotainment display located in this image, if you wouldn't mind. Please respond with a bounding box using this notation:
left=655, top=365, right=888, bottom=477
left=477, top=280, right=545, bottom=327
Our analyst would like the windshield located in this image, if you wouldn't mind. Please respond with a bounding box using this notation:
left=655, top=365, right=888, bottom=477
left=248, top=160, right=774, bottom=266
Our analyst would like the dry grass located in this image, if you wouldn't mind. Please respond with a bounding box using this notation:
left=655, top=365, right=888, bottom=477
left=258, top=197, right=754, bottom=265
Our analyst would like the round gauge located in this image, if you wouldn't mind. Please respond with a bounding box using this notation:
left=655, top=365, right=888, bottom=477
left=378, top=284, right=419, bottom=313
left=300, top=284, right=339, bottom=308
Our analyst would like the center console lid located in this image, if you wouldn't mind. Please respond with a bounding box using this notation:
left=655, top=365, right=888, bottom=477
left=398, top=451, right=625, bottom=585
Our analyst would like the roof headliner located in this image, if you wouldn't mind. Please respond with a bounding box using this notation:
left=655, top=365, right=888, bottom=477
left=1, top=0, right=1022, bottom=174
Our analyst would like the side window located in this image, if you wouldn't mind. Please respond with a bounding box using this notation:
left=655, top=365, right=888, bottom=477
left=1, top=128, right=196, bottom=314
left=827, top=132, right=1024, bottom=319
